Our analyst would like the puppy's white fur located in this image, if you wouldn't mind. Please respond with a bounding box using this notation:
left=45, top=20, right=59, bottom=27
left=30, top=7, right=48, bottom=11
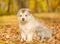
left=17, top=8, right=54, bottom=42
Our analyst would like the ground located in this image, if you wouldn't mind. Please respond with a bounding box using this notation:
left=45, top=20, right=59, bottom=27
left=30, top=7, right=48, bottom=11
left=0, top=13, right=60, bottom=44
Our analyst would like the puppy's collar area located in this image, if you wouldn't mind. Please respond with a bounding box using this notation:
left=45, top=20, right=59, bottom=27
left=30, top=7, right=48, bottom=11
left=20, top=21, right=28, bottom=25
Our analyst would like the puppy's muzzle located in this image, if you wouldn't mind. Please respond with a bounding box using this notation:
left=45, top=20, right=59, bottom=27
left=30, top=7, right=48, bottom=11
left=22, top=18, right=25, bottom=21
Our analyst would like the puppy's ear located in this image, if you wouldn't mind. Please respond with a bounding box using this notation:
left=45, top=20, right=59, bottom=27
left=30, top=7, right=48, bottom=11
left=28, top=10, right=32, bottom=14
left=26, top=9, right=32, bottom=14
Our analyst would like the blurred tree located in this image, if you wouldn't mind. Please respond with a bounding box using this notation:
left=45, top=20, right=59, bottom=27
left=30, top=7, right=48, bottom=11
left=0, top=0, right=2, bottom=14
left=56, top=0, right=60, bottom=12
left=39, top=0, right=47, bottom=12
left=17, top=0, right=21, bottom=9
left=0, top=0, right=60, bottom=15
left=48, top=0, right=59, bottom=12
left=7, top=0, right=11, bottom=14
left=8, top=0, right=18, bottom=14
left=0, top=0, right=5, bottom=14
left=17, top=0, right=28, bottom=9
left=0, top=0, right=8, bottom=15
left=3, top=0, right=8, bottom=13
left=28, top=0, right=35, bottom=11
left=35, top=0, right=38, bottom=12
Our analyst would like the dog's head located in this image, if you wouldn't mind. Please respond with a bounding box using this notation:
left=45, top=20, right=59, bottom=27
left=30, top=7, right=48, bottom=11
left=17, top=8, right=33, bottom=24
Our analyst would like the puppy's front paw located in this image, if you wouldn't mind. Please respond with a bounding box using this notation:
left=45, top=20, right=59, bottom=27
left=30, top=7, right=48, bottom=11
left=20, top=38, right=26, bottom=43
left=26, top=34, right=33, bottom=43
left=20, top=33, right=26, bottom=42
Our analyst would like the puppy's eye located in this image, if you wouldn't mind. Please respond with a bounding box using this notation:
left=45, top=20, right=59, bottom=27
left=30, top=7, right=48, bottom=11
left=25, top=15, right=27, bottom=17
left=20, top=15, right=22, bottom=17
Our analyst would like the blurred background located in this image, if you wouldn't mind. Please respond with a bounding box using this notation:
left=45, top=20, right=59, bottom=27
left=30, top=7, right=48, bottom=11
left=0, top=0, right=60, bottom=15
left=0, top=0, right=60, bottom=44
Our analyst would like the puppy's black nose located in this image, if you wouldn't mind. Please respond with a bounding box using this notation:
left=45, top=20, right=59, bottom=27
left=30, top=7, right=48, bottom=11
left=22, top=18, right=25, bottom=21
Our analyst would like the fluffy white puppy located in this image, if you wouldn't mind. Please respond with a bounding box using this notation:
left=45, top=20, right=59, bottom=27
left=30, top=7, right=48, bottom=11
left=17, top=8, right=55, bottom=42
left=17, top=8, right=36, bottom=43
